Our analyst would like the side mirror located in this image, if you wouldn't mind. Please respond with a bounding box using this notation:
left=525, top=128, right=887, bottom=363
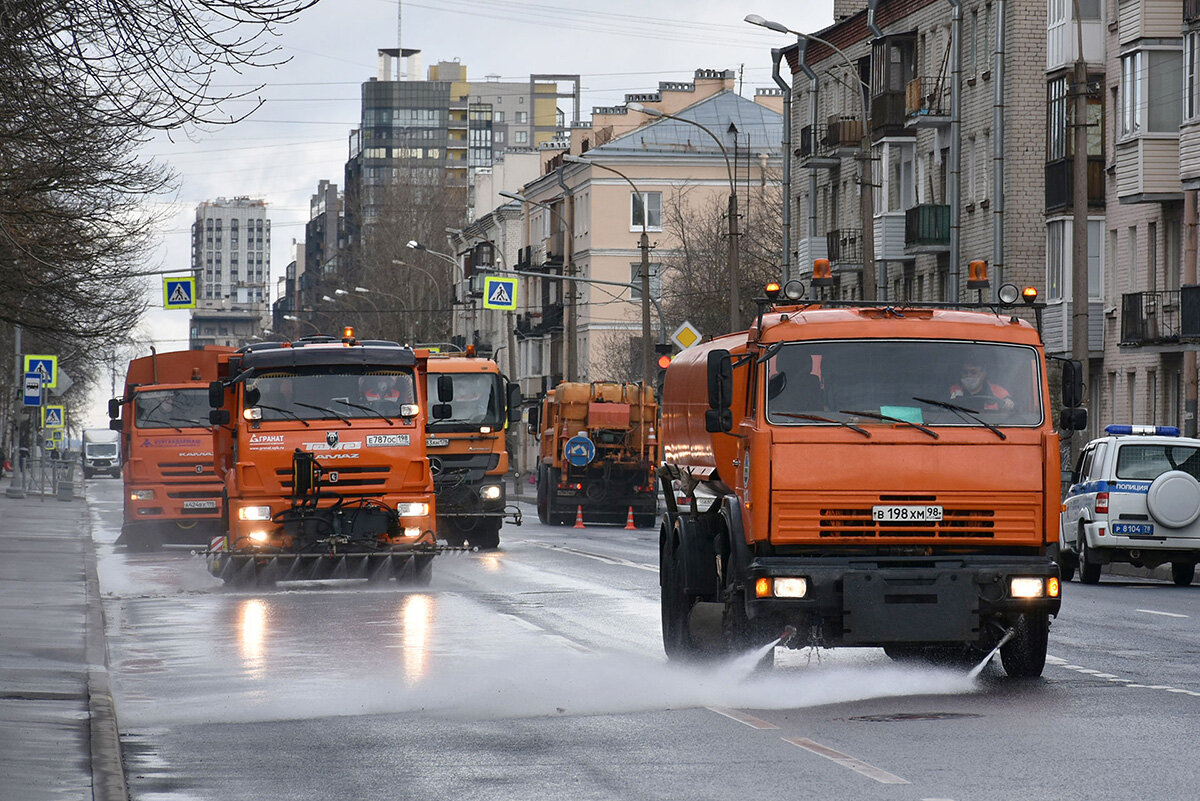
left=437, top=374, right=454, bottom=402
left=706, top=350, right=733, bottom=410
left=108, top=398, right=121, bottom=419
left=209, top=381, right=225, bottom=409
left=108, top=419, right=122, bottom=432
left=244, top=386, right=261, bottom=407
left=1059, top=407, right=1088, bottom=431
left=705, top=408, right=734, bottom=433
left=507, top=382, right=522, bottom=423
left=432, top=403, right=453, bottom=420
left=209, top=409, right=231, bottom=426
left=527, top=404, right=540, bottom=430
left=1061, top=359, right=1084, bottom=408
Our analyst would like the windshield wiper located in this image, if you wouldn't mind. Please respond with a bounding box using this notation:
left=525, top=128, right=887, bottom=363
left=294, top=401, right=352, bottom=426
left=255, top=404, right=310, bottom=427
left=169, top=416, right=208, bottom=429
left=839, top=409, right=939, bottom=439
left=334, top=399, right=394, bottom=425
left=911, top=397, right=1006, bottom=440
left=774, top=412, right=871, bottom=438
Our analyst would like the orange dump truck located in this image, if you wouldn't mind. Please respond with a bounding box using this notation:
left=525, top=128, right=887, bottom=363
left=659, top=292, right=1084, bottom=677
left=203, top=331, right=440, bottom=586
left=532, top=381, right=659, bottom=527
left=424, top=353, right=523, bottom=549
left=109, top=346, right=234, bottom=550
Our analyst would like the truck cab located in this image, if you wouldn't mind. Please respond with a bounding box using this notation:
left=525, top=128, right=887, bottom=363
left=205, top=332, right=439, bottom=585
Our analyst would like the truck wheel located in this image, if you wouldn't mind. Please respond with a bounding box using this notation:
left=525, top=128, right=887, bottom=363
left=536, top=471, right=550, bottom=525
left=1171, top=561, right=1196, bottom=586
left=438, top=518, right=466, bottom=547
left=1055, top=552, right=1076, bottom=583
left=634, top=511, right=657, bottom=529
left=724, top=593, right=774, bottom=670
left=468, top=519, right=501, bottom=550
left=1078, top=533, right=1101, bottom=584
left=661, top=525, right=698, bottom=660
left=999, top=613, right=1049, bottom=678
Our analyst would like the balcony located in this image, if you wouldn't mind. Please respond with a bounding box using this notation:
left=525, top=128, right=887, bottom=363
left=798, top=123, right=839, bottom=169
left=826, top=228, right=863, bottom=266
left=871, top=92, right=911, bottom=138
left=824, top=115, right=863, bottom=153
left=904, top=204, right=950, bottom=252
left=905, top=77, right=950, bottom=128
left=1187, top=0, right=1200, bottom=24
left=1045, top=157, right=1106, bottom=211
left=514, top=302, right=564, bottom=339
left=1042, top=301, right=1105, bottom=354
left=1121, top=290, right=1181, bottom=346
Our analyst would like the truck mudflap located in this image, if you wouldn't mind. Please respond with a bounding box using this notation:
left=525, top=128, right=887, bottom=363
left=744, top=555, right=1062, bottom=647
left=201, top=534, right=468, bottom=586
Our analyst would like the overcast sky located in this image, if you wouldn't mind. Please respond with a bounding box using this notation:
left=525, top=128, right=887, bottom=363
left=96, top=0, right=832, bottom=421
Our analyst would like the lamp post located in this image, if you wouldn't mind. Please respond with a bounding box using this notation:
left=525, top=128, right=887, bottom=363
left=282, top=314, right=321, bottom=336
left=397, top=246, right=449, bottom=310
left=745, top=14, right=877, bottom=302
left=624, top=102, right=745, bottom=326
left=562, top=154, right=655, bottom=384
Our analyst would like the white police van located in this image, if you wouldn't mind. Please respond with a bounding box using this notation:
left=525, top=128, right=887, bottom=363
left=1059, top=425, right=1200, bottom=586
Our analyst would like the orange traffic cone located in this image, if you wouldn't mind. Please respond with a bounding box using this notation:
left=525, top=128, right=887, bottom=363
left=624, top=506, right=637, bottom=530
left=573, top=505, right=586, bottom=529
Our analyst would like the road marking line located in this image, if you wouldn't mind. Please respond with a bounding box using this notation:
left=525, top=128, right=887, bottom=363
left=497, top=613, right=545, bottom=632
left=545, top=634, right=592, bottom=654
left=782, top=737, right=909, bottom=784
left=523, top=541, right=659, bottom=573
left=1136, top=608, right=1188, bottom=619
left=707, top=707, right=779, bottom=729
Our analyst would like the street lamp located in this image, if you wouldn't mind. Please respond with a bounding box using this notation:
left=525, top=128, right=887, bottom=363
left=391, top=257, right=446, bottom=310
left=562, top=154, right=655, bottom=384
left=625, top=101, right=743, bottom=328
left=282, top=314, right=321, bottom=335
left=745, top=13, right=878, bottom=302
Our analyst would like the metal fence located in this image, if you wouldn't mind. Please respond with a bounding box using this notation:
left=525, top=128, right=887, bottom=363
left=7, top=455, right=79, bottom=500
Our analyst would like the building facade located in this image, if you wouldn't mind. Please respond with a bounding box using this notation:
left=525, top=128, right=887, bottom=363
left=189, top=197, right=271, bottom=348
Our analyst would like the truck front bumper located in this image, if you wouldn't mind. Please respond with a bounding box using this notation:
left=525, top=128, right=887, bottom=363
left=744, top=554, right=1061, bottom=647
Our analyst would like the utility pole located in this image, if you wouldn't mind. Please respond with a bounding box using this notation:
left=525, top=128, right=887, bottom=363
left=639, top=230, right=652, bottom=384
left=860, top=131, right=877, bottom=301
left=1185, top=190, right=1197, bottom=436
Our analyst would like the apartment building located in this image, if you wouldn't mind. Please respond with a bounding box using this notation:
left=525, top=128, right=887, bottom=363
left=189, top=197, right=271, bottom=348
left=787, top=0, right=1048, bottom=308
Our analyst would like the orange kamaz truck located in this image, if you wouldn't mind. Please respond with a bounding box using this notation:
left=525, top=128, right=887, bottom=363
left=658, top=285, right=1085, bottom=677
left=108, top=346, right=234, bottom=550
left=532, top=381, right=659, bottom=527
left=203, top=330, right=440, bottom=585
left=424, top=353, right=522, bottom=549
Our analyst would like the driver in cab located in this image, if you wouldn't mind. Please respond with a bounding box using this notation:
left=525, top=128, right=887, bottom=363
left=950, top=355, right=1015, bottom=412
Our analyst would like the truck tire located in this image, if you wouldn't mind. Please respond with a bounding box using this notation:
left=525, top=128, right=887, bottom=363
left=661, top=522, right=699, bottom=660
left=724, top=593, right=774, bottom=671
left=1055, top=549, right=1077, bottom=583
left=438, top=518, right=466, bottom=547
left=1078, top=532, right=1101, bottom=584
left=536, top=470, right=550, bottom=525
left=999, top=612, right=1049, bottom=678
left=634, top=511, right=657, bottom=529
left=470, top=519, right=501, bottom=550
left=1171, top=561, right=1196, bottom=586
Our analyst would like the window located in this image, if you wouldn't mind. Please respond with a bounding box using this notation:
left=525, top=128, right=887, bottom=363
left=1187, top=32, right=1200, bottom=121
left=1121, top=52, right=1142, bottom=135
left=495, top=111, right=505, bottom=122
left=1127, top=226, right=1138, bottom=292
left=495, top=130, right=505, bottom=143
left=967, top=137, right=976, bottom=202
left=631, top=191, right=662, bottom=230
left=629, top=263, right=662, bottom=299
left=516, top=111, right=528, bottom=124
left=514, top=131, right=528, bottom=144
left=1046, top=219, right=1104, bottom=301
left=1121, top=48, right=1183, bottom=136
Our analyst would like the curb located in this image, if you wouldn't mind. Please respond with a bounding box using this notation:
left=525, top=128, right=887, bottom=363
left=82, top=490, right=129, bottom=801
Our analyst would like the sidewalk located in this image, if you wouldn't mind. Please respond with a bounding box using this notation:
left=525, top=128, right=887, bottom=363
left=0, top=485, right=126, bottom=801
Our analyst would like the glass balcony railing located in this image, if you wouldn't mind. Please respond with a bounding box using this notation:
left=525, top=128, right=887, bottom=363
left=904, top=204, right=950, bottom=250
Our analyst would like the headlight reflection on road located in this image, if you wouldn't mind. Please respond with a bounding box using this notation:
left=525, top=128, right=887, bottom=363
left=478, top=554, right=502, bottom=572
left=398, top=594, right=433, bottom=686
left=237, top=598, right=270, bottom=680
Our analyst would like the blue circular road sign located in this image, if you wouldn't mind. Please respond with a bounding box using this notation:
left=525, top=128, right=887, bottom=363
left=563, top=435, right=596, bottom=467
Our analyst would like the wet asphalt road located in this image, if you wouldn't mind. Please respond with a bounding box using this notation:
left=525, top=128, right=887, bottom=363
left=87, top=479, right=1200, bottom=801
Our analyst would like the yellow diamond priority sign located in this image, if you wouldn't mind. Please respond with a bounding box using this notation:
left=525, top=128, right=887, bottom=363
left=670, top=321, right=702, bottom=350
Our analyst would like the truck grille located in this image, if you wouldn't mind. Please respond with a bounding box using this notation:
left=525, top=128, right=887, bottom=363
left=159, top=461, right=217, bottom=479
left=772, top=492, right=1040, bottom=543
left=277, top=464, right=392, bottom=490
left=165, top=490, right=223, bottom=499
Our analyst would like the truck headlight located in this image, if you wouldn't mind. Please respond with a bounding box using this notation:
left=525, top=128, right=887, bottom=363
left=243, top=407, right=263, bottom=420
left=400, top=404, right=419, bottom=418
left=480, top=485, right=502, bottom=501
left=1010, top=577, right=1046, bottom=598
left=397, top=502, right=429, bottom=517
left=248, top=530, right=270, bottom=544
left=237, top=506, right=273, bottom=521
left=130, top=489, right=155, bottom=501
left=403, top=527, right=421, bottom=538
left=755, top=577, right=808, bottom=598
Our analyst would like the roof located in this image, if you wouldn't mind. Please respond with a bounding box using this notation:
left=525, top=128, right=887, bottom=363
left=591, top=90, right=783, bottom=158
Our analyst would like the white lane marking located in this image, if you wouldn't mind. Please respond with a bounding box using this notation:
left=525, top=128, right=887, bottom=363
left=707, top=707, right=779, bottom=730
left=1136, top=608, right=1188, bottom=619
left=497, top=613, right=545, bottom=632
left=545, top=634, right=593, bottom=654
left=522, top=541, right=659, bottom=573
left=1048, top=654, right=1198, bottom=698
left=782, top=737, right=910, bottom=784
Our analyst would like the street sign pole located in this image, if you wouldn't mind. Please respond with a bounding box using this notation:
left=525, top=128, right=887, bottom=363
left=6, top=325, right=24, bottom=499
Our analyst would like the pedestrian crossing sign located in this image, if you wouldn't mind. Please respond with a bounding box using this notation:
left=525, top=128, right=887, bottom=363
left=163, top=276, right=196, bottom=309
left=24, top=355, right=57, bottom=389
left=482, top=276, right=518, bottom=310
left=42, top=404, right=65, bottom=429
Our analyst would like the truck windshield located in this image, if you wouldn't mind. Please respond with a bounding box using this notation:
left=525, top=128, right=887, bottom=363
left=765, top=340, right=1043, bottom=427
left=86, top=444, right=118, bottom=456
left=425, top=373, right=504, bottom=430
left=135, top=389, right=211, bottom=429
left=247, top=368, right=417, bottom=421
